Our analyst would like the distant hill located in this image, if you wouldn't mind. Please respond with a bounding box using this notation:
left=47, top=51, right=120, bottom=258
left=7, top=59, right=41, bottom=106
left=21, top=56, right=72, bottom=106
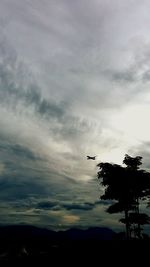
left=0, top=225, right=115, bottom=260
left=0, top=224, right=115, bottom=242
left=60, top=227, right=115, bottom=240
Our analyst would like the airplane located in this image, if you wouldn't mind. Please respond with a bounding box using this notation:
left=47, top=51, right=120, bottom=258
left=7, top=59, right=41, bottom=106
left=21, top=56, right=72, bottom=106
left=87, top=156, right=96, bottom=160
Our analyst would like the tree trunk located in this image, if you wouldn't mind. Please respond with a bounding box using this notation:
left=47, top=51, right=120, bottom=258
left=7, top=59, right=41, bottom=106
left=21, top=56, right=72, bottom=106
left=136, top=198, right=141, bottom=239
left=125, top=209, right=130, bottom=240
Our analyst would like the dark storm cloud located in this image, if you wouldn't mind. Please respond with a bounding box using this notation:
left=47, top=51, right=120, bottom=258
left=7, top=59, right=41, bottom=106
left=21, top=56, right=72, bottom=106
left=0, top=140, right=67, bottom=203
left=95, top=200, right=113, bottom=206
left=0, top=143, right=40, bottom=161
left=62, top=202, right=95, bottom=211
left=36, top=197, right=111, bottom=212
left=0, top=135, right=98, bottom=207
left=36, top=200, right=95, bottom=211
left=0, top=159, right=78, bottom=203
left=0, top=178, right=48, bottom=201
left=36, top=201, right=58, bottom=210
left=0, top=152, right=49, bottom=202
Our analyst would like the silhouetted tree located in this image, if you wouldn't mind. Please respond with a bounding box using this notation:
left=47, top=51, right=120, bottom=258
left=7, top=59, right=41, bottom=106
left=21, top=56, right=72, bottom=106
left=120, top=213, right=150, bottom=239
left=97, top=161, right=132, bottom=239
left=97, top=154, right=150, bottom=239
left=123, top=155, right=150, bottom=238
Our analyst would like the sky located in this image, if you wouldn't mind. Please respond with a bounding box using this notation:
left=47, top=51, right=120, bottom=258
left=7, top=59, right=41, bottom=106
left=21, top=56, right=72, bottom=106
left=1, top=0, right=150, bottom=232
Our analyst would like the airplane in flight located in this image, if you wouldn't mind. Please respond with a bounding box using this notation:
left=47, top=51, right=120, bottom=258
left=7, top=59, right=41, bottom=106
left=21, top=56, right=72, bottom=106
left=87, top=156, right=96, bottom=160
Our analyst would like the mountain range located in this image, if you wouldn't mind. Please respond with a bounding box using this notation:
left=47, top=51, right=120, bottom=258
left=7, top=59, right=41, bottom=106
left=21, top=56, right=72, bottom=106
left=0, top=225, right=115, bottom=260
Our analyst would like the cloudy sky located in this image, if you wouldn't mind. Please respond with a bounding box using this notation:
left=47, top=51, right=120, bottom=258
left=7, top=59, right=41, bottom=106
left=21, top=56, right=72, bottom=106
left=0, top=0, right=150, bottom=232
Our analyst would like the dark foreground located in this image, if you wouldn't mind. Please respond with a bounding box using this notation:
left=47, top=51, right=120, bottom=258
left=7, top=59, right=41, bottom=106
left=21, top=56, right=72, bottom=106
left=0, top=225, right=149, bottom=263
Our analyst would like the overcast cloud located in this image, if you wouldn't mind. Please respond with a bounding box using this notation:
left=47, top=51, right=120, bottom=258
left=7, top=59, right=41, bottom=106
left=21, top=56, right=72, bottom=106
left=0, top=0, right=150, bottom=231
